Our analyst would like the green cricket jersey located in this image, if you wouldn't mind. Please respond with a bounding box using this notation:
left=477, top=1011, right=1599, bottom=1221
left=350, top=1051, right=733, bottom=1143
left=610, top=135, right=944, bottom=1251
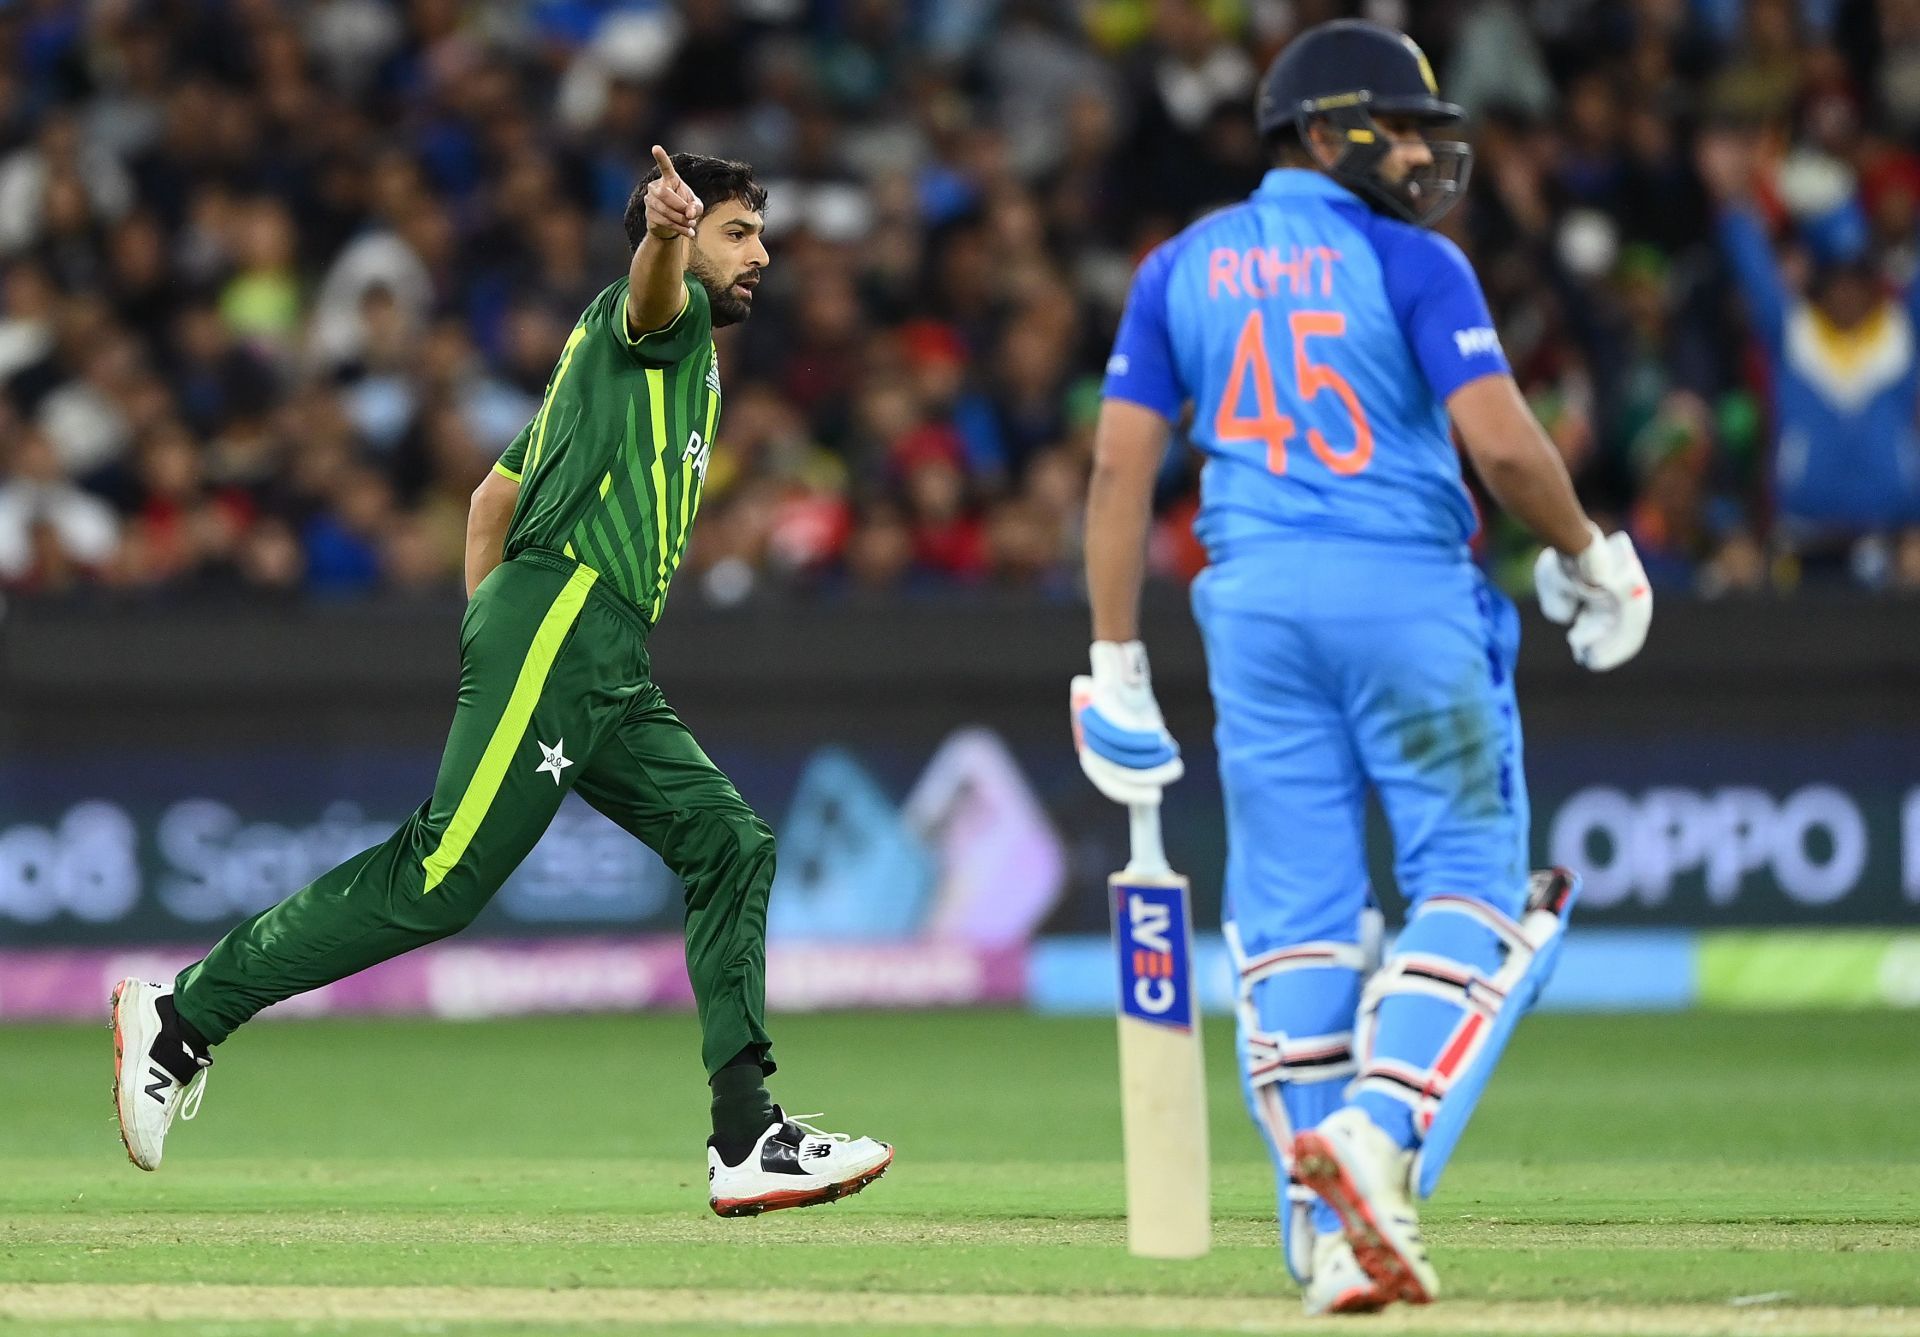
left=495, top=274, right=720, bottom=620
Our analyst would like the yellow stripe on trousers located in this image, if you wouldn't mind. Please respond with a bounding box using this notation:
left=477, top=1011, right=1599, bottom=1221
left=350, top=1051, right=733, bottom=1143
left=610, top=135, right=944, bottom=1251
left=420, top=563, right=599, bottom=892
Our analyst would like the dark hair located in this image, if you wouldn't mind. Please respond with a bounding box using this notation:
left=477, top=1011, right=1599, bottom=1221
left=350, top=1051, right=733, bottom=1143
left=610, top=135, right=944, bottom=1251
left=623, top=153, right=767, bottom=250
left=1264, top=122, right=1313, bottom=167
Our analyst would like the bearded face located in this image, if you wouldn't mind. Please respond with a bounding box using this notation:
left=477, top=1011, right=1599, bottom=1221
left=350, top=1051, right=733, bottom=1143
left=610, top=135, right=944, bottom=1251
left=688, top=199, right=767, bottom=328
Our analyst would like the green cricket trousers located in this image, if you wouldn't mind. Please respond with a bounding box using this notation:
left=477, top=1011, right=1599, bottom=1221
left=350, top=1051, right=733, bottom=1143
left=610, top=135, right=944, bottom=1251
left=173, top=549, right=775, bottom=1077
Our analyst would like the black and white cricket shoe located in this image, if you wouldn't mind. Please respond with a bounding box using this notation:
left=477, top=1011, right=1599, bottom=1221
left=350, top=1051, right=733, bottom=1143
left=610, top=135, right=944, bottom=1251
left=707, top=1107, right=893, bottom=1217
left=110, top=978, right=210, bottom=1171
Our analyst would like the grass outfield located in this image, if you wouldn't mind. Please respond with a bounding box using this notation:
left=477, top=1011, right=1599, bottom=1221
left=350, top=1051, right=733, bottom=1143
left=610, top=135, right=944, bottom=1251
left=2, top=1009, right=1916, bottom=1336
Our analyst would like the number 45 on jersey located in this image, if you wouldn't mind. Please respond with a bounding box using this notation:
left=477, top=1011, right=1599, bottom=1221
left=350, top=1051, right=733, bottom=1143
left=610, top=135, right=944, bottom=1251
left=1215, top=309, right=1373, bottom=477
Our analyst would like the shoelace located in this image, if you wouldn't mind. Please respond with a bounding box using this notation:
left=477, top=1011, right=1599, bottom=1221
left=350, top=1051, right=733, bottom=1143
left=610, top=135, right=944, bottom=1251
left=171, top=1066, right=211, bottom=1127
left=785, top=1112, right=850, bottom=1144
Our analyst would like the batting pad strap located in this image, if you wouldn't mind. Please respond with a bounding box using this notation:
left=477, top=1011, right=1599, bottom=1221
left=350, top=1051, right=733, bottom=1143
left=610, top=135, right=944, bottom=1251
left=1387, top=872, right=1582, bottom=1199
left=1352, top=1004, right=1492, bottom=1133
left=1238, top=939, right=1370, bottom=986
left=1416, top=894, right=1530, bottom=954
left=1350, top=899, right=1542, bottom=1138
left=1246, top=1027, right=1357, bottom=1085
left=1364, top=952, right=1507, bottom=1019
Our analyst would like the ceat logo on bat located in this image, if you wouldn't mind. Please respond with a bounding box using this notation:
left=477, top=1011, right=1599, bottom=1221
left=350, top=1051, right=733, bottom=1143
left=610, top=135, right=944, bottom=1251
left=1115, top=883, right=1193, bottom=1029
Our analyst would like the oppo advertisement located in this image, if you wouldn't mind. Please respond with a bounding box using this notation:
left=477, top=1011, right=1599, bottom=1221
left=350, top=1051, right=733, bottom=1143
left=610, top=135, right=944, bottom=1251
left=3, top=728, right=1914, bottom=947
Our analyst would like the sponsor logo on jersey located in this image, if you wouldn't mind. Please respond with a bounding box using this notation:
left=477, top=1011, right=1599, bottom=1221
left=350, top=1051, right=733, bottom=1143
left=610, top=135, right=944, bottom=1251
left=685, top=430, right=712, bottom=483
left=1453, top=326, right=1501, bottom=359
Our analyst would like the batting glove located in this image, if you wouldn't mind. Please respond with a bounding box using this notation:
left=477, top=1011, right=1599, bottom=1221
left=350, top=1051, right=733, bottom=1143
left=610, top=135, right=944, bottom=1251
left=1534, top=522, right=1653, bottom=672
left=1070, top=640, right=1184, bottom=805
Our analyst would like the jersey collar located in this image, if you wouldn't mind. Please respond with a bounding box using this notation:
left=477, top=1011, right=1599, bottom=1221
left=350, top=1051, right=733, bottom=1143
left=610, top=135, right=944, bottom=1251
left=1253, top=168, right=1361, bottom=206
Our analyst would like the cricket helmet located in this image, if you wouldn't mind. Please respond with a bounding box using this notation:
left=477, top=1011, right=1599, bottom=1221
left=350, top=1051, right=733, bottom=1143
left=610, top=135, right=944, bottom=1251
left=1256, top=20, right=1472, bottom=228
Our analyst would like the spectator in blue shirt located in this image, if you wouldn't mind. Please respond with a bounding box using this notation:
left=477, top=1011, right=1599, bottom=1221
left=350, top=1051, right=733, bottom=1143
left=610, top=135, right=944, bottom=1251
left=1701, top=131, right=1920, bottom=579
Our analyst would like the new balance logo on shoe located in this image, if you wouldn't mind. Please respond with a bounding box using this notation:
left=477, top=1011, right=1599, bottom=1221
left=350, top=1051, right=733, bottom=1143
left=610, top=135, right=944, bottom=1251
left=145, top=1066, right=170, bottom=1104
left=708, top=1113, right=894, bottom=1217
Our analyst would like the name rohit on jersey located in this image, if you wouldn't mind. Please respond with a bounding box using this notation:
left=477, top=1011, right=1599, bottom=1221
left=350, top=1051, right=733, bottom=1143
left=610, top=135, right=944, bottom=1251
left=1209, top=245, right=1342, bottom=300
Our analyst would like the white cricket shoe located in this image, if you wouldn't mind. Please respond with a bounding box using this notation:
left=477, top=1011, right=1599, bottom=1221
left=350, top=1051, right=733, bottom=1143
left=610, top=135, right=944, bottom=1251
left=708, top=1108, right=893, bottom=1217
left=110, top=979, right=210, bottom=1171
left=1292, top=1107, right=1439, bottom=1305
left=1303, top=1230, right=1393, bottom=1315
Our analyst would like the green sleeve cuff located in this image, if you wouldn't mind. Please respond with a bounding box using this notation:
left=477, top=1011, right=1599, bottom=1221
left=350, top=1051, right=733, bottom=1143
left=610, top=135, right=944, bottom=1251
left=617, top=276, right=708, bottom=366
left=622, top=282, right=691, bottom=347
left=492, top=461, right=523, bottom=483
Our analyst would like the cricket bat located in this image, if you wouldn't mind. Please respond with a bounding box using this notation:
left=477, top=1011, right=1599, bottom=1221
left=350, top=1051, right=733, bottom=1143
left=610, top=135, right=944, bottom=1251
left=1111, top=801, right=1211, bottom=1258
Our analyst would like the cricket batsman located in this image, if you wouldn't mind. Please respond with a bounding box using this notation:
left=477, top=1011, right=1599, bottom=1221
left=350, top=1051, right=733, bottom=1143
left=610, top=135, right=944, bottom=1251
left=1072, top=22, right=1650, bottom=1313
left=111, top=148, right=894, bottom=1217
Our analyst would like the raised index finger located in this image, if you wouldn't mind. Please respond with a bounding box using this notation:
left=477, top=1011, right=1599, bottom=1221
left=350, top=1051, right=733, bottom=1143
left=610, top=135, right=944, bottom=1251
left=651, top=145, right=678, bottom=184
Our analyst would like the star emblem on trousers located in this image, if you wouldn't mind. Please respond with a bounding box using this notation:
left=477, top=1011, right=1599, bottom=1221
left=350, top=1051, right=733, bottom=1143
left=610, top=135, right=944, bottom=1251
left=534, top=738, right=572, bottom=785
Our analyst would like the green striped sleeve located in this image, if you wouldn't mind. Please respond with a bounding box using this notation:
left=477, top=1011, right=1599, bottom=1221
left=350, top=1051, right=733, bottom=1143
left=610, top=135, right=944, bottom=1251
left=610, top=275, right=713, bottom=368
left=496, top=423, right=531, bottom=482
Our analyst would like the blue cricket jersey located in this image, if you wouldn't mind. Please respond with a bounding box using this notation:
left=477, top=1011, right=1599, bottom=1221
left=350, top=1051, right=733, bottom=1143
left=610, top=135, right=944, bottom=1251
left=1103, top=170, right=1509, bottom=555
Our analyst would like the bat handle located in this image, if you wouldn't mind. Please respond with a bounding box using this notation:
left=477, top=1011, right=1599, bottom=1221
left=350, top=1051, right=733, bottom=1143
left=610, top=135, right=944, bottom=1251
left=1125, top=802, right=1172, bottom=878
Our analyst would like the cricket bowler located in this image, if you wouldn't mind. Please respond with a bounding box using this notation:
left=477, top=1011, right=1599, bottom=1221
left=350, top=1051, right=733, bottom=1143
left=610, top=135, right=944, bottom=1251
left=1072, top=21, right=1651, bottom=1312
left=111, top=148, right=894, bottom=1217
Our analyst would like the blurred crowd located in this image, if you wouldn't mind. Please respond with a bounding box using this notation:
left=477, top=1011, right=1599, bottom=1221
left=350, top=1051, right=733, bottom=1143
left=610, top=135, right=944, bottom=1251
left=2, top=0, right=1918, bottom=605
